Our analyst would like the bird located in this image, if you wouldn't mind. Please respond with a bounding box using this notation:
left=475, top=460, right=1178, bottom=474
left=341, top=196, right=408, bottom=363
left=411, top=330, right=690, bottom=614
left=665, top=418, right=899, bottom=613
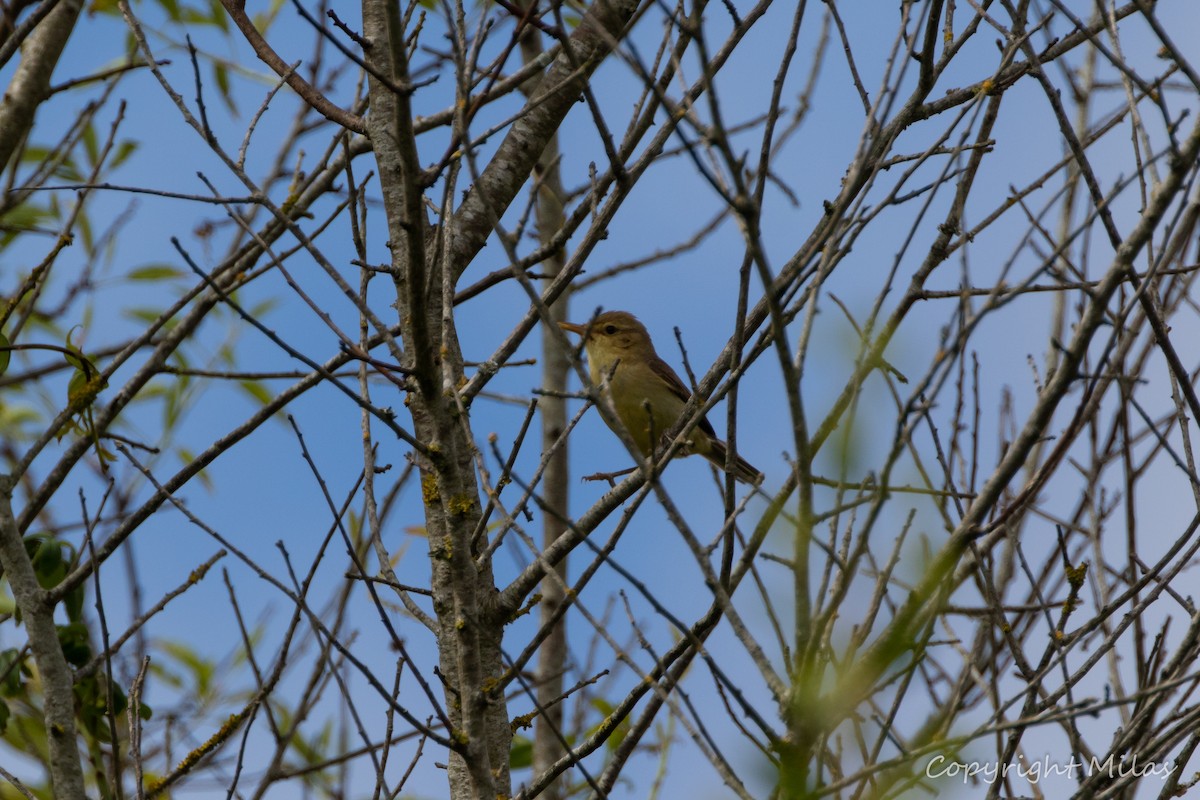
left=558, top=310, right=763, bottom=485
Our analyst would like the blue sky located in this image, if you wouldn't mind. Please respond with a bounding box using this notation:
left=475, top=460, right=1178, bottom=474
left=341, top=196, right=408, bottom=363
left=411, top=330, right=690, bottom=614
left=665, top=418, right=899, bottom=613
left=4, top=0, right=1200, bottom=797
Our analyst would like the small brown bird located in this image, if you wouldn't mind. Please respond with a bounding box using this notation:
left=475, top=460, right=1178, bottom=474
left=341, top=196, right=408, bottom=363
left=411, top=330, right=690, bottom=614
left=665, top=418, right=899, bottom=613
left=559, top=310, right=763, bottom=484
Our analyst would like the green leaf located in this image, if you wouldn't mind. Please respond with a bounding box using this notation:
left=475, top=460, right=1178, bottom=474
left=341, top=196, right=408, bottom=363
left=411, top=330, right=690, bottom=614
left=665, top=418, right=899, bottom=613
left=250, top=0, right=284, bottom=29
left=0, top=330, right=10, bottom=376
left=0, top=649, right=25, bottom=696
left=589, top=697, right=630, bottom=752
left=0, top=404, right=42, bottom=430
left=128, top=264, right=184, bottom=282
left=82, top=122, right=99, bottom=168
left=18, top=145, right=54, bottom=164
left=29, top=536, right=67, bottom=588
left=509, top=734, right=532, bottom=769
left=158, top=640, right=216, bottom=697
left=110, top=140, right=139, bottom=169
left=53, top=158, right=84, bottom=183
left=212, top=62, right=237, bottom=114
left=591, top=698, right=615, bottom=715
left=238, top=379, right=273, bottom=407
left=177, top=447, right=213, bottom=490
left=64, top=582, right=85, bottom=623
left=57, top=622, right=92, bottom=667
left=158, top=0, right=182, bottom=22
left=64, top=335, right=106, bottom=407
left=75, top=675, right=110, bottom=739
left=89, top=0, right=121, bottom=17
left=110, top=683, right=129, bottom=716
left=68, top=367, right=92, bottom=405
left=247, top=297, right=278, bottom=318
left=77, top=209, right=95, bottom=255
left=208, top=0, right=228, bottom=31
left=123, top=307, right=172, bottom=326
left=63, top=327, right=87, bottom=371
left=182, top=6, right=214, bottom=24
left=0, top=203, right=52, bottom=249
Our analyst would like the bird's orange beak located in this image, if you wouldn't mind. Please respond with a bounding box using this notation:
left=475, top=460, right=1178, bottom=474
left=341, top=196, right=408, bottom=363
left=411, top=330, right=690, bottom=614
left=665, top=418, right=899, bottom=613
left=557, top=320, right=587, bottom=336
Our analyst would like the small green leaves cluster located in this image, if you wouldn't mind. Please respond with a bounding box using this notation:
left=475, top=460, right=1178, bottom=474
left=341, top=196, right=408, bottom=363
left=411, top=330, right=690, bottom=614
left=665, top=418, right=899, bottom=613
left=60, top=330, right=114, bottom=469
left=0, top=534, right=152, bottom=744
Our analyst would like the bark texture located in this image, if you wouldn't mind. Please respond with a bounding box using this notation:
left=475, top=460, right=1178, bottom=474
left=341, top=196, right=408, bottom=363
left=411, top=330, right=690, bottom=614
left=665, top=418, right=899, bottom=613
left=0, top=0, right=82, bottom=170
left=360, top=2, right=638, bottom=796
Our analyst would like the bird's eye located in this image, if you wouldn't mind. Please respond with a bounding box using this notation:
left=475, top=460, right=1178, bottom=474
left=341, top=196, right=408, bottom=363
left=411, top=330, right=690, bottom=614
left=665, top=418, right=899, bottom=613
left=604, top=324, right=618, bottom=335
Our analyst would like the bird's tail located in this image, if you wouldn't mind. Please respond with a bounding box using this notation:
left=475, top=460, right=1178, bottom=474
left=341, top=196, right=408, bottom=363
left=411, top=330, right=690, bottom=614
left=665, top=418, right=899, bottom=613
left=706, top=440, right=764, bottom=485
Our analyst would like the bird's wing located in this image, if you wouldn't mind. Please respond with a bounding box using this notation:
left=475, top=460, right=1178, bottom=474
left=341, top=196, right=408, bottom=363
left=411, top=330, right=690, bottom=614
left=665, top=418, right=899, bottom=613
left=648, top=356, right=718, bottom=439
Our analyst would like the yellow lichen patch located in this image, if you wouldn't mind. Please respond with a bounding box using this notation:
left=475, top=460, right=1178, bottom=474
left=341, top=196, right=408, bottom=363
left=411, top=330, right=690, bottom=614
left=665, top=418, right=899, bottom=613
left=159, top=711, right=246, bottom=789
left=432, top=537, right=453, bottom=561
left=1065, top=561, right=1089, bottom=589
left=422, top=473, right=440, bottom=504
left=505, top=593, right=541, bottom=624
left=447, top=493, right=475, bottom=516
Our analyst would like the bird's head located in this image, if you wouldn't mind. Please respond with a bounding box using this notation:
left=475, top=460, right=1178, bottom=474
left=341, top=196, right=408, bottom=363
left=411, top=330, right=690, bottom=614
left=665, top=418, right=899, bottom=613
left=559, top=310, right=655, bottom=369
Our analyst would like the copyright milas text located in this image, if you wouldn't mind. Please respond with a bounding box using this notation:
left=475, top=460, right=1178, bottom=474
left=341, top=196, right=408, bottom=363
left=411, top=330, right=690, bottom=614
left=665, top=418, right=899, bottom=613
left=925, top=753, right=1175, bottom=784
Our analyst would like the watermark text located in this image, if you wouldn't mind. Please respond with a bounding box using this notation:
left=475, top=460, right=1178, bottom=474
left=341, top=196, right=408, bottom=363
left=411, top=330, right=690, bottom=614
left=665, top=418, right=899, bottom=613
left=925, top=753, right=1175, bottom=784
